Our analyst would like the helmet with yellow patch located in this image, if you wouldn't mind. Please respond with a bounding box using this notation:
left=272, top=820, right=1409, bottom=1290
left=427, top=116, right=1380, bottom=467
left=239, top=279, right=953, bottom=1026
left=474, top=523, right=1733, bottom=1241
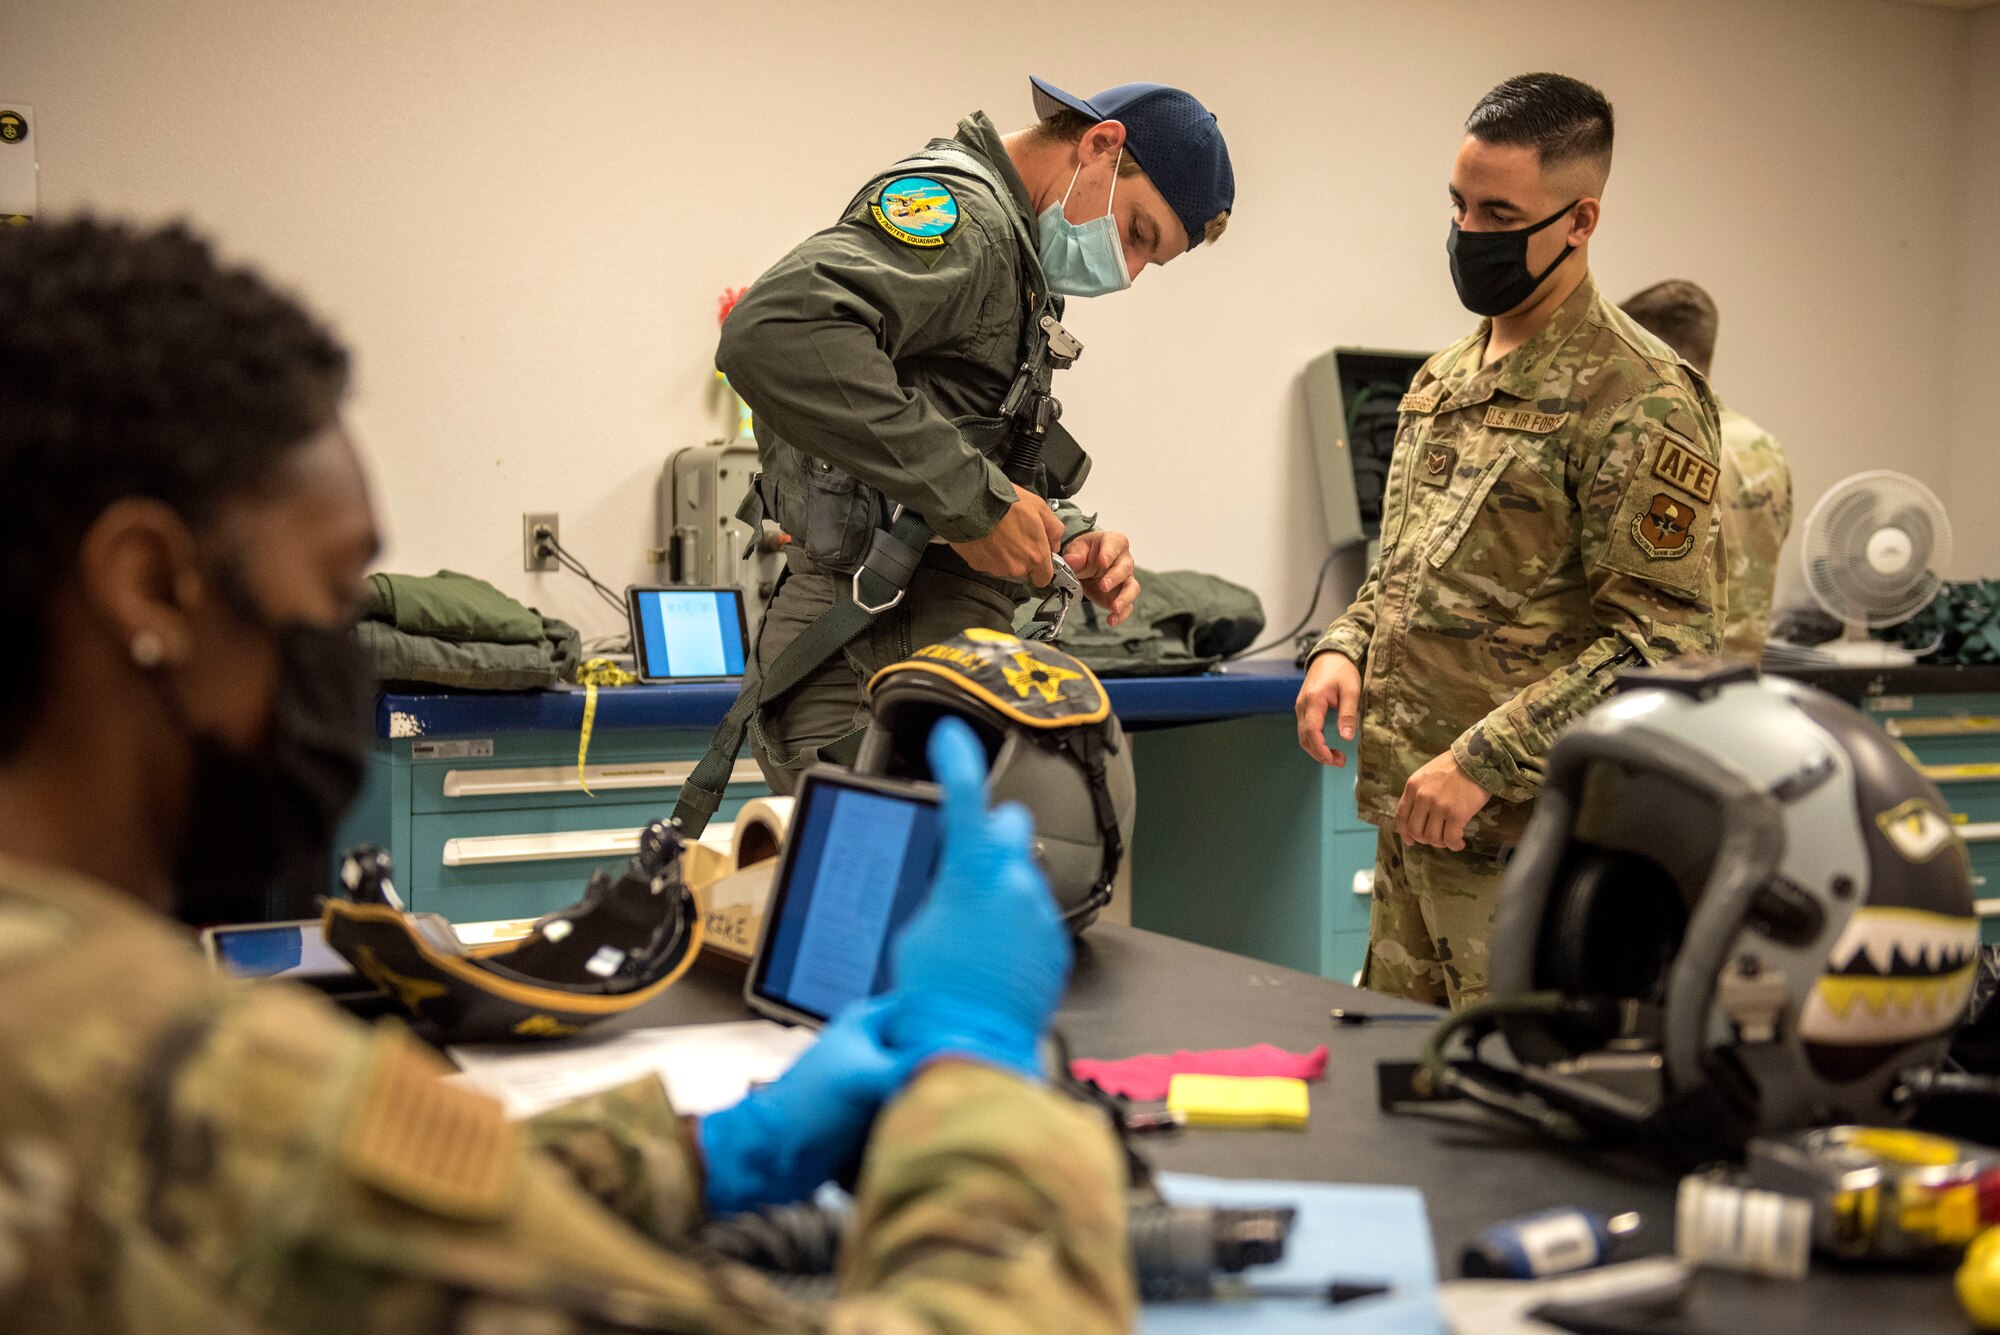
left=857, top=628, right=1135, bottom=931
left=1474, top=662, right=1978, bottom=1162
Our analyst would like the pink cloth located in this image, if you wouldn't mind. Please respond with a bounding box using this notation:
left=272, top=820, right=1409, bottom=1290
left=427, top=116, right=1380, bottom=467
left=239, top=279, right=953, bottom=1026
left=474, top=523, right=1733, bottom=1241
left=1068, top=1043, right=1330, bottom=1102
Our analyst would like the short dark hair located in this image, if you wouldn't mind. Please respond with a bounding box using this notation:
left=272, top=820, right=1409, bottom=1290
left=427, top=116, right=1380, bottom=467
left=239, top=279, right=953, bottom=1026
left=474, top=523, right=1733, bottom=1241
left=1622, top=279, right=1719, bottom=376
left=1466, top=73, right=1615, bottom=180
left=0, top=218, right=349, bottom=755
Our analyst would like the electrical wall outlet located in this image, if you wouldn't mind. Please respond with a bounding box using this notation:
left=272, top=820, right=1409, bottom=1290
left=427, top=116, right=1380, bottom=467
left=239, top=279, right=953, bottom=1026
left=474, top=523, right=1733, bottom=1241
left=523, top=512, right=559, bottom=572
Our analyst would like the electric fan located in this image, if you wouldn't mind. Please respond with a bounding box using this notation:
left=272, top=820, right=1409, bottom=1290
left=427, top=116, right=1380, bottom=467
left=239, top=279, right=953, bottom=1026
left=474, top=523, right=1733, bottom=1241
left=1798, top=470, right=1951, bottom=667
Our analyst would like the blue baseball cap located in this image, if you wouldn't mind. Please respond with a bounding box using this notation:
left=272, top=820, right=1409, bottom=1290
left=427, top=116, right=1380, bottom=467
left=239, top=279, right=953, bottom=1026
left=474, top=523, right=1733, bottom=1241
left=1030, top=77, right=1234, bottom=252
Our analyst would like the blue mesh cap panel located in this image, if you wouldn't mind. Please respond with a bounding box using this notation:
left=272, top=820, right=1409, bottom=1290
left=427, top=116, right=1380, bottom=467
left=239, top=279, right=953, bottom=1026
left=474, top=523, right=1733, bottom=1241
left=1029, top=77, right=1235, bottom=249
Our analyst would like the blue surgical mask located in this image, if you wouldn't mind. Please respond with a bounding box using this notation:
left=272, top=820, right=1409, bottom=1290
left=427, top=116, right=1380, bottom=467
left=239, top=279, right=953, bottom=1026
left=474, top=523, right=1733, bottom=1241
left=1036, top=152, right=1131, bottom=298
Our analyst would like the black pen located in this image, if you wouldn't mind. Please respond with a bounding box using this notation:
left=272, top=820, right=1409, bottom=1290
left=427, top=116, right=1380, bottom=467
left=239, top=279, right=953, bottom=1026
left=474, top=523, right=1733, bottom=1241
left=1331, top=1007, right=1435, bottom=1025
left=1195, top=1278, right=1393, bottom=1304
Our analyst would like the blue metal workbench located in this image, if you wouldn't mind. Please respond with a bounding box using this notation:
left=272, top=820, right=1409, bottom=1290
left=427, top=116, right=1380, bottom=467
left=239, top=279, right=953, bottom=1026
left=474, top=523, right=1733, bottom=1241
left=372, top=659, right=1307, bottom=738
left=338, top=660, right=1379, bottom=982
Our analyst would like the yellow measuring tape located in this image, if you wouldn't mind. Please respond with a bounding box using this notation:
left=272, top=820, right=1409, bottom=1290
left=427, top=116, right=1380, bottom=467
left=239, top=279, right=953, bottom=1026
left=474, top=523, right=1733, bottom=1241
left=573, top=658, right=640, bottom=795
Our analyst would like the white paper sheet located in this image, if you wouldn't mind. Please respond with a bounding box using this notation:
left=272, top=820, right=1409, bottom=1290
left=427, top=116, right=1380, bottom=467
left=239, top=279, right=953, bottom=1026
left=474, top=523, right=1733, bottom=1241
left=449, top=1020, right=815, bottom=1120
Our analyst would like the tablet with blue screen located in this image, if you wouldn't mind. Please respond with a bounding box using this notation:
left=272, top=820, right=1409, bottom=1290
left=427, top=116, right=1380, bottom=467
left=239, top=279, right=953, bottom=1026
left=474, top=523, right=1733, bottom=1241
left=626, top=586, right=750, bottom=682
left=745, top=768, right=943, bottom=1027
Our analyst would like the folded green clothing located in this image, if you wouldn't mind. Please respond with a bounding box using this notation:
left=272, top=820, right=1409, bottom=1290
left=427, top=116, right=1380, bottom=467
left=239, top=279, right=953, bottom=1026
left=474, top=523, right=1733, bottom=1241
left=1017, top=567, right=1265, bottom=677
left=367, top=570, right=547, bottom=646
left=359, top=613, right=582, bottom=691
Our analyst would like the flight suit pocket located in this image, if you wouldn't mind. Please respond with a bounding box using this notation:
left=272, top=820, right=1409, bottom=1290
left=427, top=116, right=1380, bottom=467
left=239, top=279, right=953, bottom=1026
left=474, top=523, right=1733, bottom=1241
left=801, top=460, right=880, bottom=571
left=1425, top=450, right=1573, bottom=618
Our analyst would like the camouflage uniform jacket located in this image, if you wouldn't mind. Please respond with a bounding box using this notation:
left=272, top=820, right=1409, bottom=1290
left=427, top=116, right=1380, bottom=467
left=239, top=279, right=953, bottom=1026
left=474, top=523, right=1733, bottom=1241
left=1312, top=274, right=1725, bottom=850
left=1716, top=405, right=1793, bottom=661
left=0, top=857, right=1134, bottom=1334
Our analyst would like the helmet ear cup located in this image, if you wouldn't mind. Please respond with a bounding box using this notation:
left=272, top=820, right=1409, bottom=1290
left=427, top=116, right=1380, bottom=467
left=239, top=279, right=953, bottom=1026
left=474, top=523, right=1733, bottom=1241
left=1536, top=849, right=1689, bottom=1049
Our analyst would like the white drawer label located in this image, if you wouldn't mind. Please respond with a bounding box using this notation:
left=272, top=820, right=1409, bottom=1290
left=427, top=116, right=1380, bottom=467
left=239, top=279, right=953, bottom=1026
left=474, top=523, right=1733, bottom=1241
left=413, top=739, right=495, bottom=760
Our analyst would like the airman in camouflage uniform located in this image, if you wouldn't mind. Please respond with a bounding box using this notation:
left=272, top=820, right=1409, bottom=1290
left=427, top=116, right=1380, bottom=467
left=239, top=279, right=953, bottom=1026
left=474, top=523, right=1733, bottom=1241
left=1299, top=76, right=1726, bottom=1010
left=0, top=217, right=1131, bottom=1335
left=1310, top=277, right=1724, bottom=1007
left=1620, top=281, right=1793, bottom=662
left=0, top=857, right=1133, bottom=1334
left=1715, top=408, right=1793, bottom=659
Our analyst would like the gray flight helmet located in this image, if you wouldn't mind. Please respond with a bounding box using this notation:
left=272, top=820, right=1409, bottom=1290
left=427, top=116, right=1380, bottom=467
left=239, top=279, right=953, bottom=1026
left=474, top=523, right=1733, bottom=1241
left=856, top=628, right=1136, bottom=932
left=1487, top=664, right=1977, bottom=1160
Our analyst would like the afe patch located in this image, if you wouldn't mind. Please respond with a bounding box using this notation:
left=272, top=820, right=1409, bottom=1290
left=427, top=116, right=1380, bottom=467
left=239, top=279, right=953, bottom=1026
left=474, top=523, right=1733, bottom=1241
left=870, top=175, right=960, bottom=248
left=1419, top=442, right=1457, bottom=487
left=1483, top=406, right=1568, bottom=434
left=1632, top=493, right=1698, bottom=560
left=1652, top=438, right=1720, bottom=504
left=1877, top=798, right=1958, bottom=863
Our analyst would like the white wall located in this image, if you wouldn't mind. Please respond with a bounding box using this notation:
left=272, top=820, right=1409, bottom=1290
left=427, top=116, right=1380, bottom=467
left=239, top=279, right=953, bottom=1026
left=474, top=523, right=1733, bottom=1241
left=1951, top=8, right=2000, bottom=578
left=0, top=0, right=1979, bottom=644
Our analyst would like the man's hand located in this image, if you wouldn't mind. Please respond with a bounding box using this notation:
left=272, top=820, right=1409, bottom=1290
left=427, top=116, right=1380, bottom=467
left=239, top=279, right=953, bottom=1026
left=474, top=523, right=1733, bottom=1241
left=1396, top=751, right=1492, bottom=851
left=950, top=485, right=1064, bottom=585
left=1061, top=530, right=1140, bottom=626
left=1295, top=651, right=1362, bottom=767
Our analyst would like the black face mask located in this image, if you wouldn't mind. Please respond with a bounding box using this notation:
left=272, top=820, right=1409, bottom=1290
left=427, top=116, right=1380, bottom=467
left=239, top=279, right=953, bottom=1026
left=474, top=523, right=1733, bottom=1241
left=1447, top=200, right=1580, bottom=317
left=167, top=590, right=373, bottom=928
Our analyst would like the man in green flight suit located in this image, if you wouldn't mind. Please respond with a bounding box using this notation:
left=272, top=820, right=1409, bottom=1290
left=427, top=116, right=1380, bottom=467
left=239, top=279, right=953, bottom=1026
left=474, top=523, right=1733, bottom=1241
left=1621, top=279, right=1794, bottom=662
left=710, top=77, right=1235, bottom=795
left=0, top=218, right=1132, bottom=1333
left=1294, top=74, right=1725, bottom=1010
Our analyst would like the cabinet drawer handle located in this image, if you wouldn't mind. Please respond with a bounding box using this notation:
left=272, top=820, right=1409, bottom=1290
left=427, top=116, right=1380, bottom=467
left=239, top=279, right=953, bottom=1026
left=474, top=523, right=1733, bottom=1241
left=1978, top=897, right=1998, bottom=919
left=442, top=759, right=762, bottom=799
left=443, top=821, right=737, bottom=868
left=1959, top=821, right=2000, bottom=845
left=1887, top=716, right=2000, bottom=740
left=1921, top=763, right=2000, bottom=785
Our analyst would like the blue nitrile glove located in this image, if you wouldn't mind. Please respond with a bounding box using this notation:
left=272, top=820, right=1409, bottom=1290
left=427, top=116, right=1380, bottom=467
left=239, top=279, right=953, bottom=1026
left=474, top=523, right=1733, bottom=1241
left=696, top=994, right=908, bottom=1215
left=880, top=716, right=1073, bottom=1079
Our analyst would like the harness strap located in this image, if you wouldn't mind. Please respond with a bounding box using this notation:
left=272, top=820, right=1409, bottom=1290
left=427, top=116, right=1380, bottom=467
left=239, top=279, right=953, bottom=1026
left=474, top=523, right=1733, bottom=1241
left=1056, top=725, right=1124, bottom=918
left=671, top=506, right=934, bottom=834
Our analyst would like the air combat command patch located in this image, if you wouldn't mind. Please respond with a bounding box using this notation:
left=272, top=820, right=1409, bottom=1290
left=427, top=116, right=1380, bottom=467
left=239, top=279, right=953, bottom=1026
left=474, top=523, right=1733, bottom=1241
left=871, top=175, right=959, bottom=248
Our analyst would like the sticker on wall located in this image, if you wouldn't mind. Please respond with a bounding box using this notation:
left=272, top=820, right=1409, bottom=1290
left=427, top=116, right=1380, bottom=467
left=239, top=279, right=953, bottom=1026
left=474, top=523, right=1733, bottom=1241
left=0, top=104, right=35, bottom=224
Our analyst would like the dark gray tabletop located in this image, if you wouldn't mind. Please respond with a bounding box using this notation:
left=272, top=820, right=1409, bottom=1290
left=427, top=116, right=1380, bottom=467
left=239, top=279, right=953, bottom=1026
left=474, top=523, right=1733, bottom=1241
left=624, top=924, right=1965, bottom=1332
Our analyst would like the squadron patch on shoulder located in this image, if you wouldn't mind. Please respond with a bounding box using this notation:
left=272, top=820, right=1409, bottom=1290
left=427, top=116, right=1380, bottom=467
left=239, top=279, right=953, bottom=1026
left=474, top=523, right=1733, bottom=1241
left=1632, top=492, right=1699, bottom=560
left=1653, top=438, right=1720, bottom=504
left=870, top=175, right=960, bottom=248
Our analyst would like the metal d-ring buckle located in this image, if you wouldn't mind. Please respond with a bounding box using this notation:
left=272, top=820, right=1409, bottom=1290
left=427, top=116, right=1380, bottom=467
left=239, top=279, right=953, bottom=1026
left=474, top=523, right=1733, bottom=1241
left=852, top=506, right=911, bottom=615
left=852, top=565, right=906, bottom=616
left=1022, top=552, right=1082, bottom=642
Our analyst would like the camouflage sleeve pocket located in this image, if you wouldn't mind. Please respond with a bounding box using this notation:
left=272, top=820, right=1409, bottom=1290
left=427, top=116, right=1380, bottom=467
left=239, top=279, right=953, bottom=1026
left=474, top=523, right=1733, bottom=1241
left=1594, top=428, right=1719, bottom=601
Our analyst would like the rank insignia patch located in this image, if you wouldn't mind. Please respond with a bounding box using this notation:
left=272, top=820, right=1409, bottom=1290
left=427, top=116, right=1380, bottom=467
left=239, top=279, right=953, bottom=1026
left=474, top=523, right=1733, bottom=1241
left=1419, top=443, right=1457, bottom=486
left=1632, top=492, right=1698, bottom=559
left=871, top=175, right=959, bottom=247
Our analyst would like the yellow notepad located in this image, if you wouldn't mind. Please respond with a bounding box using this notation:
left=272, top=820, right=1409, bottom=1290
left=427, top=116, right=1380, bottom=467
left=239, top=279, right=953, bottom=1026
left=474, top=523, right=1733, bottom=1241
left=1165, top=1074, right=1311, bottom=1128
